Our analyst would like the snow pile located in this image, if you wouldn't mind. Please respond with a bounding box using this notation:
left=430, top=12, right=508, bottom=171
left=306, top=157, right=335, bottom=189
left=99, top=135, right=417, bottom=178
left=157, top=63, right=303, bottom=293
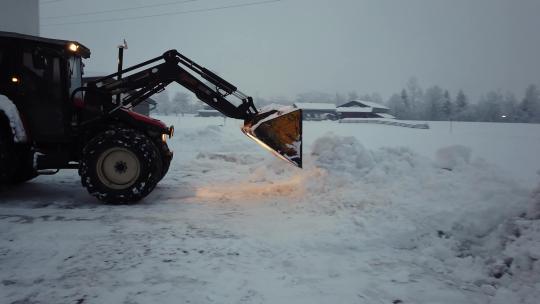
left=311, top=134, right=374, bottom=174
left=272, top=134, right=535, bottom=302
left=309, top=133, right=431, bottom=189
left=435, top=145, right=472, bottom=170
left=471, top=182, right=540, bottom=304
left=487, top=219, right=540, bottom=303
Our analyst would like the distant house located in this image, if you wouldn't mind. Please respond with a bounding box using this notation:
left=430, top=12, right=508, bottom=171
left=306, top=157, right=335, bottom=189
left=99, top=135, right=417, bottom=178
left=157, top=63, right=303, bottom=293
left=293, top=102, right=337, bottom=120
left=132, top=98, right=156, bottom=116
left=337, top=100, right=395, bottom=119
left=197, top=106, right=223, bottom=117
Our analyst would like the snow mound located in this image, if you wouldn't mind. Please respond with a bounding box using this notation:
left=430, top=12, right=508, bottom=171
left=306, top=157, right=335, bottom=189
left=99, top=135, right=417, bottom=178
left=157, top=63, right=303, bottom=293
left=309, top=134, right=428, bottom=186
left=311, top=133, right=374, bottom=174
left=474, top=187, right=540, bottom=304
left=435, top=145, right=472, bottom=170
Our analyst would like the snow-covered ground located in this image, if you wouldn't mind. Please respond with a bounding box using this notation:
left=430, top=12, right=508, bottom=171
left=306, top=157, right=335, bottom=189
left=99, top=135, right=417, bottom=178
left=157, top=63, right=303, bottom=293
left=1, top=116, right=539, bottom=304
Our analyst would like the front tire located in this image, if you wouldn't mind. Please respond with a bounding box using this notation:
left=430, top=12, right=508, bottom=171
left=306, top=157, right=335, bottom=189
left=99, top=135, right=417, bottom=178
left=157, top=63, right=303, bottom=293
left=156, top=140, right=173, bottom=180
left=80, top=128, right=162, bottom=203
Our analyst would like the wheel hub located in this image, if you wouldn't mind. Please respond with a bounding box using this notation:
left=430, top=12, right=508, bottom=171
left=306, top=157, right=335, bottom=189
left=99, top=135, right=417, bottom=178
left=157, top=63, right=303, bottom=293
left=96, top=147, right=141, bottom=190
left=114, top=161, right=128, bottom=174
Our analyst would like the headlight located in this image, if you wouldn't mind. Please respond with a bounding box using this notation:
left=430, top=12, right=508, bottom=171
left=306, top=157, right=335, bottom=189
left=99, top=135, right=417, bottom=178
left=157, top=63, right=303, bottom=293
left=161, top=133, right=167, bottom=142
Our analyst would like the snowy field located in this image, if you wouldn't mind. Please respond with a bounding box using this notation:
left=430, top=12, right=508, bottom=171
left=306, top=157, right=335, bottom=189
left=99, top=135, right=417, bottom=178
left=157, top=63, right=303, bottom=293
left=1, top=116, right=540, bottom=304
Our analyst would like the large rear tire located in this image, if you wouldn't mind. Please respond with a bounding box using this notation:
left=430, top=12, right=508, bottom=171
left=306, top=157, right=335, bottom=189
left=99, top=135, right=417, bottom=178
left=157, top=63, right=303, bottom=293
left=0, top=125, right=17, bottom=184
left=80, top=128, right=162, bottom=204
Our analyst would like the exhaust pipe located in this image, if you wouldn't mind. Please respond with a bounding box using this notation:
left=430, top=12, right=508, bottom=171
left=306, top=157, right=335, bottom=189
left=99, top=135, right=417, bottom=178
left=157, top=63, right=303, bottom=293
left=242, top=108, right=302, bottom=168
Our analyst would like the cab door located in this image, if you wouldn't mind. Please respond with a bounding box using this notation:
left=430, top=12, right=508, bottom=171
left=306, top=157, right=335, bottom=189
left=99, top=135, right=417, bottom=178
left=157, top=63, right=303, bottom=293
left=18, top=46, right=68, bottom=142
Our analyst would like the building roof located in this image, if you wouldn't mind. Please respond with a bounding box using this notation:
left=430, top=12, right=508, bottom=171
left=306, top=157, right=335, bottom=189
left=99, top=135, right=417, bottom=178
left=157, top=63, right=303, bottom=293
left=293, top=102, right=336, bottom=110
left=336, top=107, right=372, bottom=113
left=338, top=100, right=389, bottom=110
left=376, top=113, right=396, bottom=119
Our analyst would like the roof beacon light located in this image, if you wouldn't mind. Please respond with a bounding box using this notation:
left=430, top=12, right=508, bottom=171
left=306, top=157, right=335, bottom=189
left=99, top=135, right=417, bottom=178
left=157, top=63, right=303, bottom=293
left=68, top=43, right=79, bottom=52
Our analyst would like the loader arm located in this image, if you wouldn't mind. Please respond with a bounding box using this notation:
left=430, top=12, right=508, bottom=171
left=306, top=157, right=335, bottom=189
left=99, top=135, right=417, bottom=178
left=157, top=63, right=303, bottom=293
left=85, top=50, right=257, bottom=120
left=81, top=49, right=302, bottom=167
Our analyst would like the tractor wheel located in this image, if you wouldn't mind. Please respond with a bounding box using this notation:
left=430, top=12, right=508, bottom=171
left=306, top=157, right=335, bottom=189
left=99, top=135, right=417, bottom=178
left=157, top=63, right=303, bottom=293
left=156, top=140, right=172, bottom=180
left=0, top=125, right=17, bottom=184
left=160, top=154, right=171, bottom=180
left=80, top=128, right=163, bottom=204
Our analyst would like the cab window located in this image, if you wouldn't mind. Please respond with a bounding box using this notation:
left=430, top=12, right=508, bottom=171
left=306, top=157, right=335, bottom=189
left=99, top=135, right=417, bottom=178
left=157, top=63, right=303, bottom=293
left=68, top=56, right=82, bottom=97
left=22, top=49, right=61, bottom=96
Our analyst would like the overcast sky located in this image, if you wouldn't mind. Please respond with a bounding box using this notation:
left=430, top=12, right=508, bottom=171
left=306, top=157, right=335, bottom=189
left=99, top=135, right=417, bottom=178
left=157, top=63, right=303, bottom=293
left=40, top=0, right=540, bottom=101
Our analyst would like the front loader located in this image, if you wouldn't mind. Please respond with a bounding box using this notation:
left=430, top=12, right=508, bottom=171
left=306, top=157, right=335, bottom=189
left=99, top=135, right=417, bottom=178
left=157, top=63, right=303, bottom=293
left=0, top=31, right=302, bottom=203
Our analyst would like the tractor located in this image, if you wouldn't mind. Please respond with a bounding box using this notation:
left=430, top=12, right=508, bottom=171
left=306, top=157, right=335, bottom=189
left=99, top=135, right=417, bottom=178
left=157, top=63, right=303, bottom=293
left=0, top=31, right=302, bottom=203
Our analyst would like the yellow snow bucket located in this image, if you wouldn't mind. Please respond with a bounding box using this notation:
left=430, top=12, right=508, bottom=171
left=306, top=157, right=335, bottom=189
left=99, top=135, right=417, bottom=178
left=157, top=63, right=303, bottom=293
left=242, top=108, right=302, bottom=168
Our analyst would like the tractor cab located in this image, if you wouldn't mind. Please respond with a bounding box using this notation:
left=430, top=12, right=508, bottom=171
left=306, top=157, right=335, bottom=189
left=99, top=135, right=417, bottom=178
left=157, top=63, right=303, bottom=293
left=0, top=31, right=90, bottom=143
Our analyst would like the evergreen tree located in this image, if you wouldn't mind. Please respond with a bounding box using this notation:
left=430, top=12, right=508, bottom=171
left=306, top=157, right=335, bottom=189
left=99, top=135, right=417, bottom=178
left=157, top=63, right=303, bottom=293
left=423, top=86, right=444, bottom=120
left=453, top=90, right=470, bottom=121
left=455, top=90, right=467, bottom=112
left=501, top=92, right=518, bottom=122
left=401, top=89, right=409, bottom=108
left=397, top=89, right=411, bottom=119
left=520, top=84, right=540, bottom=122
left=476, top=91, right=503, bottom=122
left=387, top=93, right=405, bottom=119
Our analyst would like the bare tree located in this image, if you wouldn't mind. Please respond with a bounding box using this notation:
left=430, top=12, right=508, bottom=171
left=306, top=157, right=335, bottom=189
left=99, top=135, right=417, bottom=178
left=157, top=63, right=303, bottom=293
left=171, top=92, right=191, bottom=116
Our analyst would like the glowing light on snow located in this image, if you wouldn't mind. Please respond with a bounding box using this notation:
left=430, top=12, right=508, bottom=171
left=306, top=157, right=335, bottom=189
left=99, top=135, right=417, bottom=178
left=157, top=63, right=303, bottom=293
left=242, top=129, right=292, bottom=164
left=194, top=175, right=306, bottom=201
